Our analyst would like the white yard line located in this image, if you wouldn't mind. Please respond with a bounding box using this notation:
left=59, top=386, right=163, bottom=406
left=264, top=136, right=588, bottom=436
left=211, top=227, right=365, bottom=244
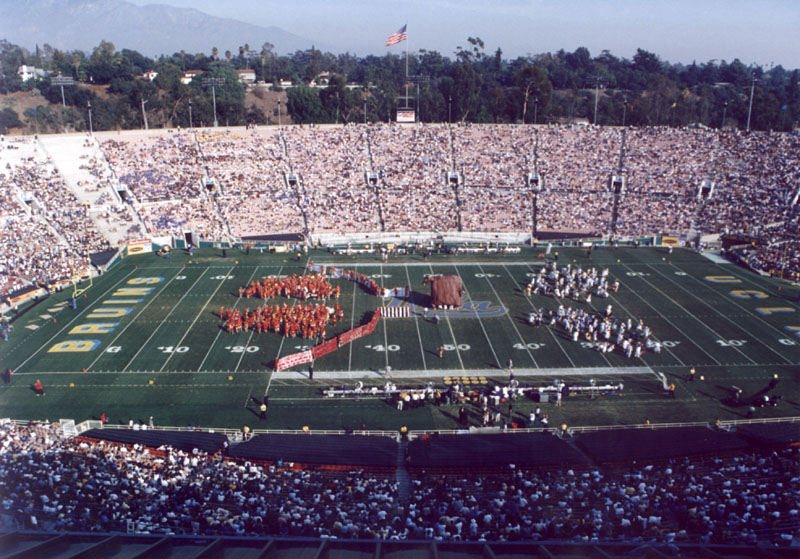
left=478, top=263, right=537, bottom=367
left=428, top=262, right=466, bottom=370
left=160, top=267, right=235, bottom=372
left=196, top=266, right=261, bottom=372
left=122, top=269, right=209, bottom=372
left=509, top=263, right=577, bottom=368
left=403, top=264, right=428, bottom=370
left=84, top=270, right=184, bottom=372
left=621, top=263, right=746, bottom=365
left=653, top=264, right=797, bottom=364
left=14, top=269, right=137, bottom=372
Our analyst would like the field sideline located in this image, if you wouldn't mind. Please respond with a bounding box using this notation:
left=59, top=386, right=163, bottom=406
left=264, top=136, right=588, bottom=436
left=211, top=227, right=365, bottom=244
left=1, top=245, right=798, bottom=431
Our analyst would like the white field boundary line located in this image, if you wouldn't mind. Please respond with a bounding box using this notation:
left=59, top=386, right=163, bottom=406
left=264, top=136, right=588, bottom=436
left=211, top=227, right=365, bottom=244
left=121, top=269, right=209, bottom=372
left=621, top=263, right=756, bottom=365
left=615, top=264, right=724, bottom=366
left=160, top=266, right=236, bottom=372
left=308, top=261, right=548, bottom=268
left=510, top=263, right=577, bottom=368
left=197, top=266, right=262, bottom=372
left=17, top=362, right=791, bottom=377
left=263, top=366, right=657, bottom=380
left=13, top=268, right=138, bottom=372
left=646, top=263, right=794, bottom=365
left=85, top=270, right=185, bottom=372
left=477, top=263, right=537, bottom=367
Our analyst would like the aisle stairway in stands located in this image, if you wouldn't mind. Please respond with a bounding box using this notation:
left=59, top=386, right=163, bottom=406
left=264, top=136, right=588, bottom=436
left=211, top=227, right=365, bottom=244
left=396, top=439, right=411, bottom=501
left=40, top=133, right=144, bottom=246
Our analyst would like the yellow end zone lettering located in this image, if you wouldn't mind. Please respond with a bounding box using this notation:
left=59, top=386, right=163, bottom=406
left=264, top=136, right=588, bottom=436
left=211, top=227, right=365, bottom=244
left=128, top=277, right=164, bottom=285
left=755, top=307, right=795, bottom=316
left=87, top=307, right=132, bottom=318
left=729, top=290, right=768, bottom=299
left=48, top=340, right=102, bottom=353
left=704, top=276, right=741, bottom=283
left=69, top=323, right=119, bottom=334
left=113, top=287, right=154, bottom=296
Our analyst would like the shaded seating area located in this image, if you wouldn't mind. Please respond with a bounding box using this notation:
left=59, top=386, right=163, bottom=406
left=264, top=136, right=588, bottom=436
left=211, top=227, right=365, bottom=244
left=406, top=432, right=589, bottom=471
left=735, top=422, right=800, bottom=447
left=575, top=426, right=751, bottom=464
left=229, top=434, right=398, bottom=468
left=80, top=428, right=228, bottom=454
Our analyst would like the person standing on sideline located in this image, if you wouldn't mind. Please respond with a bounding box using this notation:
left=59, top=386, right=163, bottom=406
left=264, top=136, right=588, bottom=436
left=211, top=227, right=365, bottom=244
left=34, top=379, right=44, bottom=396
left=308, top=365, right=314, bottom=380
left=260, top=402, right=267, bottom=420
left=668, top=383, right=676, bottom=398
left=385, top=364, right=392, bottom=378
left=438, top=345, right=444, bottom=358
left=688, top=368, right=696, bottom=382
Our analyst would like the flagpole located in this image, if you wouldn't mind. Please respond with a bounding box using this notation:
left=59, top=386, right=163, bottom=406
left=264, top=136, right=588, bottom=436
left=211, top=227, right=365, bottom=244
left=405, top=22, right=409, bottom=79
left=405, top=23, right=411, bottom=121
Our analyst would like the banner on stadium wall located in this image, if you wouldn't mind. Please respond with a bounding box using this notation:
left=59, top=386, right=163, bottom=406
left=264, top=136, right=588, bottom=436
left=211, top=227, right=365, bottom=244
left=275, top=349, right=313, bottom=371
left=126, top=238, right=153, bottom=255
left=6, top=287, right=46, bottom=307
left=662, top=236, right=679, bottom=247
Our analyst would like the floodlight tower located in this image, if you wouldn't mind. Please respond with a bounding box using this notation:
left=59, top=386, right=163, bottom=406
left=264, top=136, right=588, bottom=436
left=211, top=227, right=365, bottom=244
left=609, top=129, right=627, bottom=237
left=528, top=128, right=543, bottom=242
left=202, top=77, right=225, bottom=127
left=51, top=75, right=74, bottom=132
left=746, top=72, right=758, bottom=132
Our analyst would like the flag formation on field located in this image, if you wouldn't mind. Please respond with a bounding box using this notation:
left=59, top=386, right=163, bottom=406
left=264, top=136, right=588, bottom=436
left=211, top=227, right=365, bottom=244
left=385, top=24, right=407, bottom=46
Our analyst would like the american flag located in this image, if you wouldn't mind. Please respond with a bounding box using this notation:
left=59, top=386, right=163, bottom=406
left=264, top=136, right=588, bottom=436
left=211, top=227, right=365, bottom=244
left=385, top=24, right=407, bottom=46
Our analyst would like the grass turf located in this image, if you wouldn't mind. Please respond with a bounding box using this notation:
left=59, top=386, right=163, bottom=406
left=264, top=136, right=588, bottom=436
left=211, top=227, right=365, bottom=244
left=1, top=245, right=798, bottom=431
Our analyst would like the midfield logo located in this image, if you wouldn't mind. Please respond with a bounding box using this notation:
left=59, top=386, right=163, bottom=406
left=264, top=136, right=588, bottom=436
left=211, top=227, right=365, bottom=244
left=386, top=295, right=507, bottom=318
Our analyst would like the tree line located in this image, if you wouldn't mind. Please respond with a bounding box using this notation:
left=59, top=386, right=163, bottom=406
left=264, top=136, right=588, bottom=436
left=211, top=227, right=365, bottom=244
left=0, top=37, right=797, bottom=134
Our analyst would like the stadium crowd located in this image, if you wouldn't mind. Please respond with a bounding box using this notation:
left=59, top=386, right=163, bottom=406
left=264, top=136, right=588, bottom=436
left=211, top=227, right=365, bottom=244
left=1, top=421, right=797, bottom=545
left=0, top=137, right=110, bottom=296
left=2, top=123, right=799, bottom=298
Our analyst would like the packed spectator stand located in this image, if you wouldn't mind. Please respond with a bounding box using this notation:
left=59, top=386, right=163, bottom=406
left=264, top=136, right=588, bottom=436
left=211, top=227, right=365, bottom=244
left=2, top=122, right=799, bottom=299
left=1, top=420, right=797, bottom=547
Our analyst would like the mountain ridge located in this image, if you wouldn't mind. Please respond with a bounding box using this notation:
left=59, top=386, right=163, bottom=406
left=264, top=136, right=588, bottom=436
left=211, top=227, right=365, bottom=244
left=0, top=0, right=335, bottom=56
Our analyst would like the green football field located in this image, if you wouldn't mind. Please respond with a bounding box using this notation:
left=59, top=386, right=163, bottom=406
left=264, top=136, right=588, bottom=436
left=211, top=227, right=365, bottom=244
left=1, top=245, right=798, bottom=432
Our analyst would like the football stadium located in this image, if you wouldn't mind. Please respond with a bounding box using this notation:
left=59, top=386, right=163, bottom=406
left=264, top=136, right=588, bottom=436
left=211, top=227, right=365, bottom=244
left=1, top=123, right=799, bottom=557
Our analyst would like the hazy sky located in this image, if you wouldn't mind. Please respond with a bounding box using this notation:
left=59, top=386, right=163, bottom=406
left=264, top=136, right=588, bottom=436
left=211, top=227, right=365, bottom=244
left=129, top=0, right=800, bottom=69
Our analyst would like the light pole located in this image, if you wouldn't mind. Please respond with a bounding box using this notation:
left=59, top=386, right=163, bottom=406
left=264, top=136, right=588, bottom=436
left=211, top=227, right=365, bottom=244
left=746, top=73, right=757, bottom=132
left=593, top=78, right=601, bottom=125
left=141, top=99, right=149, bottom=130
left=202, top=77, right=225, bottom=128
left=448, top=95, right=452, bottom=124
left=188, top=99, right=193, bottom=128
left=87, top=100, right=92, bottom=134
left=277, top=99, right=281, bottom=126
left=721, top=100, right=727, bottom=130
left=52, top=75, right=74, bottom=133
left=622, top=96, right=628, bottom=127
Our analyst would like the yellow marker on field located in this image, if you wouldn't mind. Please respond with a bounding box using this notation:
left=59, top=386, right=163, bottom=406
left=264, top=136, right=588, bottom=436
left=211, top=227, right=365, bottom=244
left=235, top=261, right=239, bottom=264
left=148, top=379, right=154, bottom=385
left=228, top=375, right=233, bottom=381
left=69, top=383, right=75, bottom=387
